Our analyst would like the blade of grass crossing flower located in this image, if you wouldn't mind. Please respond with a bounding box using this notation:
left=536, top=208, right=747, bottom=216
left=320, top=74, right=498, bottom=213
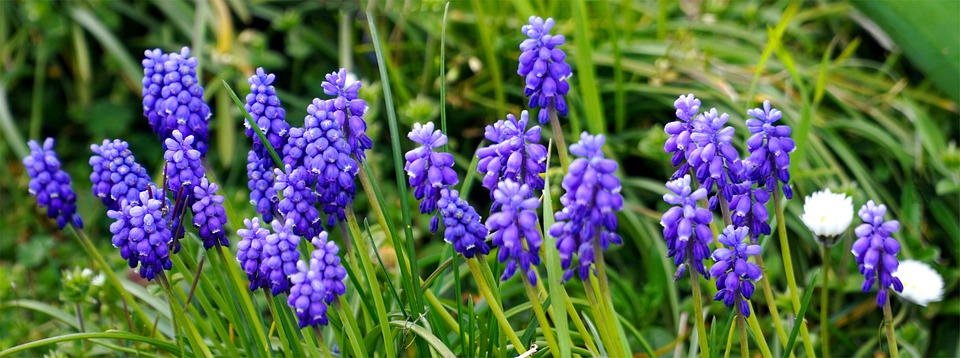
left=572, top=0, right=606, bottom=134
left=783, top=271, right=819, bottom=358
left=222, top=80, right=285, bottom=172
left=365, top=14, right=429, bottom=342
left=345, top=208, right=396, bottom=357
left=541, top=140, right=572, bottom=357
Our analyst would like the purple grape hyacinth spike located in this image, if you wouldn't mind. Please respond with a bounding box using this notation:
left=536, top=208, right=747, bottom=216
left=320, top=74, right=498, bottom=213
left=664, top=93, right=701, bottom=180
left=318, top=68, right=372, bottom=162
left=163, top=130, right=205, bottom=202
left=274, top=165, right=322, bottom=237
left=108, top=186, right=174, bottom=281
left=191, top=177, right=229, bottom=249
left=90, top=139, right=153, bottom=211
left=660, top=174, right=714, bottom=279
left=518, top=16, right=572, bottom=124
left=303, top=105, right=358, bottom=227
left=688, top=108, right=743, bottom=210
left=710, top=226, right=762, bottom=317
left=476, top=110, right=547, bottom=208
left=487, top=179, right=542, bottom=285
left=260, top=218, right=302, bottom=295
left=288, top=231, right=347, bottom=328
left=237, top=217, right=270, bottom=291
left=23, top=138, right=83, bottom=229
left=405, top=122, right=458, bottom=225
left=851, top=200, right=903, bottom=307
left=744, top=100, right=795, bottom=199
left=247, top=150, right=278, bottom=223
left=141, top=47, right=211, bottom=156
left=438, top=188, right=491, bottom=258
left=245, top=67, right=289, bottom=160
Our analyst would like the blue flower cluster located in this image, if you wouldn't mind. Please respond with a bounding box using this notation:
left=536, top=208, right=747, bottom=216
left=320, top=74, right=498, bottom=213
left=476, top=111, right=547, bottom=206
left=275, top=165, right=322, bottom=237
left=405, top=122, right=459, bottom=220
left=438, top=188, right=490, bottom=258
left=237, top=218, right=270, bottom=291
left=688, top=108, right=742, bottom=209
left=518, top=16, right=571, bottom=124
left=141, top=47, right=211, bottom=156
left=744, top=100, right=794, bottom=199
left=247, top=151, right=278, bottom=222
left=487, top=180, right=542, bottom=284
left=89, top=139, right=152, bottom=211
left=728, top=178, right=771, bottom=242
left=660, top=175, right=713, bottom=279
left=549, top=133, right=624, bottom=281
left=163, top=130, right=205, bottom=200
left=191, top=178, right=229, bottom=249
left=852, top=201, right=903, bottom=307
left=320, top=68, right=372, bottom=162
left=23, top=138, right=83, bottom=229
left=664, top=94, right=700, bottom=179
left=261, top=219, right=302, bottom=295
left=710, top=226, right=762, bottom=317
left=245, top=68, right=289, bottom=160
left=288, top=232, right=347, bottom=328
left=303, top=104, right=358, bottom=226
left=108, top=187, right=173, bottom=281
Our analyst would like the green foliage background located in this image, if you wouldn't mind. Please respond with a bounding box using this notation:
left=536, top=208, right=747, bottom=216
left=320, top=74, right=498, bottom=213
left=1, top=0, right=957, bottom=356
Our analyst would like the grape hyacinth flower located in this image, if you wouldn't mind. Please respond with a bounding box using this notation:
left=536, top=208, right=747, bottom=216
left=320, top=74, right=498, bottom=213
left=288, top=232, right=347, bottom=328
left=893, top=260, right=944, bottom=307
left=275, top=165, right=322, bottom=237
left=191, top=177, right=229, bottom=249
left=282, top=126, right=309, bottom=167
left=245, top=68, right=289, bottom=160
left=476, top=111, right=547, bottom=205
left=799, top=189, right=854, bottom=247
left=549, top=133, right=624, bottom=281
left=688, top=108, right=742, bottom=209
left=728, top=175, right=771, bottom=243
left=660, top=174, right=713, bottom=279
left=710, top=226, right=762, bottom=317
left=261, top=219, right=302, bottom=295
left=142, top=47, right=211, bottom=156
left=405, top=122, right=458, bottom=226
left=664, top=94, right=701, bottom=179
left=237, top=217, right=269, bottom=291
left=247, top=150, right=278, bottom=222
left=487, top=180, right=542, bottom=284
left=744, top=100, right=794, bottom=199
left=89, top=139, right=153, bottom=211
left=23, top=138, right=83, bottom=229
left=438, top=188, right=490, bottom=258
left=163, top=130, right=205, bottom=200
left=320, top=68, right=372, bottom=161
left=108, top=186, right=173, bottom=281
left=518, top=16, right=572, bottom=124
left=852, top=201, right=903, bottom=307
left=303, top=107, right=358, bottom=226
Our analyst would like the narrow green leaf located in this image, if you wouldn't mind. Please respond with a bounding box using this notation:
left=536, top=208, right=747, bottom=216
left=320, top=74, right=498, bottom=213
left=542, top=139, right=572, bottom=357
left=222, top=79, right=285, bottom=172
left=572, top=0, right=606, bottom=134
left=0, top=300, right=81, bottom=330
left=390, top=320, right=457, bottom=358
left=783, top=271, right=820, bottom=357
left=68, top=8, right=141, bottom=89
left=0, top=331, right=183, bottom=357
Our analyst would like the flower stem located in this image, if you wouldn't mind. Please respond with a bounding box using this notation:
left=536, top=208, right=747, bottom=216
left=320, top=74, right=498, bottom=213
left=594, top=241, right=630, bottom=356
left=264, top=291, right=293, bottom=355
left=820, top=244, right=831, bottom=358
left=522, top=275, right=560, bottom=357
left=745, top=305, right=773, bottom=358
left=466, top=257, right=525, bottom=354
left=738, top=310, right=749, bottom=358
left=336, top=296, right=367, bottom=358
left=687, top=262, right=710, bottom=358
left=344, top=207, right=396, bottom=358
left=773, top=186, right=816, bottom=358
left=548, top=107, right=570, bottom=171
left=883, top=293, right=900, bottom=358
left=583, top=278, right=616, bottom=355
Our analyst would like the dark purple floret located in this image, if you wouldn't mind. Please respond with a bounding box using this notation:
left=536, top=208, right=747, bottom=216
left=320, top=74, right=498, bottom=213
left=664, top=93, right=701, bottom=180
left=518, top=16, right=572, bottom=124
left=852, top=201, right=903, bottom=307
left=247, top=150, right=278, bottom=222
left=261, top=218, right=302, bottom=295
left=245, top=67, right=289, bottom=159
left=476, top=110, right=547, bottom=208
left=163, top=130, right=205, bottom=202
left=744, top=100, right=794, bottom=199
left=438, top=188, right=490, bottom=258
left=191, top=177, right=229, bottom=249
left=319, top=68, right=372, bottom=162
left=548, top=132, right=624, bottom=281
left=23, top=138, right=83, bottom=229
left=405, top=122, right=458, bottom=223
left=108, top=186, right=173, bottom=281
left=303, top=105, right=358, bottom=226
left=710, top=226, right=762, bottom=317
left=688, top=108, right=742, bottom=210
left=142, top=47, right=211, bottom=156
left=275, top=165, right=322, bottom=237
left=237, top=217, right=270, bottom=291
left=288, top=231, right=347, bottom=328
left=660, top=174, right=713, bottom=279
left=487, top=180, right=542, bottom=284
left=89, top=139, right=153, bottom=211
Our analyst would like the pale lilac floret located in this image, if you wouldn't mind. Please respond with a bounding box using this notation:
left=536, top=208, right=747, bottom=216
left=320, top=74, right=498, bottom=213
left=660, top=175, right=713, bottom=279
left=851, top=201, right=903, bottom=307
left=487, top=180, right=542, bottom=284
left=405, top=122, right=458, bottom=225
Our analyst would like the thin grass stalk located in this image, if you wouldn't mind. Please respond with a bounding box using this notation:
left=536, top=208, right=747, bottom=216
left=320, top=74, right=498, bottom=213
left=521, top=275, right=560, bottom=357
left=744, top=303, right=773, bottom=358
left=687, top=261, right=710, bottom=358
left=264, top=291, right=293, bottom=355
left=773, top=186, right=816, bottom=358
left=466, top=258, right=525, bottom=354
left=344, top=207, right=395, bottom=357
left=883, top=294, right=900, bottom=358
left=593, top=241, right=630, bottom=355
left=563, top=289, right=600, bottom=356
left=336, top=296, right=367, bottom=358
left=74, top=303, right=86, bottom=354
left=214, top=244, right=273, bottom=356
left=548, top=107, right=570, bottom=171
left=583, top=277, right=616, bottom=355
left=738, top=311, right=748, bottom=358
left=422, top=283, right=460, bottom=333
left=820, top=244, right=831, bottom=358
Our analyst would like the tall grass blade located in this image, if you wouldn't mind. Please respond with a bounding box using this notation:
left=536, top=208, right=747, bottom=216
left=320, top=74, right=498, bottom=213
left=782, top=271, right=820, bottom=357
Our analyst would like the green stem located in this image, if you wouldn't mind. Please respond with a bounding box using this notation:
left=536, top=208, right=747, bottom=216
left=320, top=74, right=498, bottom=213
left=564, top=289, right=600, bottom=356
left=688, top=263, right=710, bottom=358
left=336, top=296, right=367, bottom=358
left=264, top=291, right=292, bottom=355
left=745, top=307, right=773, bottom=358
left=738, top=311, right=749, bottom=358
left=821, top=244, right=831, bottom=358
left=754, top=254, right=791, bottom=353
left=584, top=278, right=615, bottom=355
left=521, top=275, right=560, bottom=357
left=548, top=107, right=570, bottom=171
left=594, top=241, right=630, bottom=356
left=466, top=258, right=525, bottom=354
left=345, top=208, right=395, bottom=358
left=883, top=293, right=899, bottom=358
left=773, top=187, right=816, bottom=358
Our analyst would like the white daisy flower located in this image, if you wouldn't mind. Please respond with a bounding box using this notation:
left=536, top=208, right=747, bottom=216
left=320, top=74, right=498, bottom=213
left=894, top=260, right=944, bottom=306
left=799, top=188, right=854, bottom=246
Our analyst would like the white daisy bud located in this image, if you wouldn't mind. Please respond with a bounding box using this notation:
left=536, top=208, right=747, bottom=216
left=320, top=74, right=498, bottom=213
left=799, top=188, right=854, bottom=246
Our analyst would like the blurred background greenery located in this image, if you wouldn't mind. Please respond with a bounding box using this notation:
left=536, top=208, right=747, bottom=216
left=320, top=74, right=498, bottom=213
left=1, top=0, right=957, bottom=356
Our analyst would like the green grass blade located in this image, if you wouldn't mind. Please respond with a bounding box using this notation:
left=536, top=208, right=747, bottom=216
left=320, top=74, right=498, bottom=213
left=542, top=139, right=572, bottom=357
left=572, top=0, right=605, bottom=134
left=390, top=320, right=457, bottom=358
left=782, top=271, right=820, bottom=357
left=0, top=332, right=182, bottom=357
left=0, top=82, right=27, bottom=158
left=68, top=8, right=141, bottom=89
left=0, top=300, right=81, bottom=331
